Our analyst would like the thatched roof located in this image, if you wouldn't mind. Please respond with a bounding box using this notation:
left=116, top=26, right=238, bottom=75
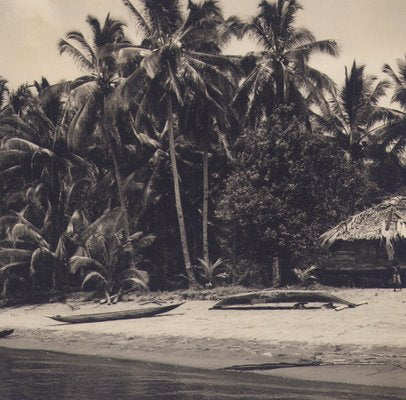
left=320, top=196, right=406, bottom=260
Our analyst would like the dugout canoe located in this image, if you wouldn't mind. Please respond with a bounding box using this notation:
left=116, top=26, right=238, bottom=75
left=47, top=302, right=184, bottom=324
left=0, top=329, right=14, bottom=338
left=211, top=291, right=357, bottom=309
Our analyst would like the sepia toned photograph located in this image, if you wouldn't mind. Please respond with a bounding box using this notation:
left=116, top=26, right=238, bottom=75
left=0, top=0, right=405, bottom=398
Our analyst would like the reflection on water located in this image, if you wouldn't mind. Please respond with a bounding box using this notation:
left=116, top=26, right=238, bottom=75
left=0, top=347, right=402, bottom=400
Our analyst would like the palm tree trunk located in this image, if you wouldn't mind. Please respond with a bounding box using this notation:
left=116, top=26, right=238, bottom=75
left=202, top=138, right=209, bottom=266
left=167, top=97, right=195, bottom=286
left=102, top=95, right=130, bottom=238
left=111, top=145, right=129, bottom=234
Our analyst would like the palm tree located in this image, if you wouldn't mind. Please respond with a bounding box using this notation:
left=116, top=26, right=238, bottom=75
left=314, top=61, right=390, bottom=160
left=119, top=0, right=239, bottom=284
left=234, top=0, right=338, bottom=129
left=0, top=95, right=96, bottom=296
left=0, top=180, right=89, bottom=296
left=69, top=210, right=150, bottom=304
left=376, top=57, right=406, bottom=161
left=58, top=14, right=132, bottom=236
left=179, top=88, right=234, bottom=268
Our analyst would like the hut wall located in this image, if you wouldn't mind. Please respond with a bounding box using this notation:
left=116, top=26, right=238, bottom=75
left=321, top=239, right=406, bottom=287
left=324, top=240, right=388, bottom=271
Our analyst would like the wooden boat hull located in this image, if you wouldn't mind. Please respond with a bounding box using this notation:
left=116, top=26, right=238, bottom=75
left=0, top=329, right=14, bottom=338
left=47, top=302, right=184, bottom=324
left=211, top=291, right=357, bottom=309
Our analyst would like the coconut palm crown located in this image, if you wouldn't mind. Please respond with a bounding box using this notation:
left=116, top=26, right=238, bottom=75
left=375, top=56, right=406, bottom=160
left=314, top=61, right=390, bottom=160
left=58, top=13, right=129, bottom=79
left=233, top=0, right=338, bottom=129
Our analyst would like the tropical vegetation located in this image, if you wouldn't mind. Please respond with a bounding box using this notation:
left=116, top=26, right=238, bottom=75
left=0, top=0, right=405, bottom=304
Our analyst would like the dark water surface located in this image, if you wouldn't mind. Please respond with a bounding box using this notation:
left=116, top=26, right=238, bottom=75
left=0, top=347, right=403, bottom=400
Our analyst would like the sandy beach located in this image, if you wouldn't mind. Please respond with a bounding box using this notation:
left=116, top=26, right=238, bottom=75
left=1, top=288, right=405, bottom=389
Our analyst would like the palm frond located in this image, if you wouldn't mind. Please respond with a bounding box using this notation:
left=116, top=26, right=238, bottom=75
left=0, top=149, right=30, bottom=170
left=119, top=266, right=149, bottom=287
left=140, top=50, right=162, bottom=79
left=58, top=39, right=94, bottom=72
left=383, top=63, right=401, bottom=85
left=121, top=0, right=152, bottom=38
left=0, top=165, right=24, bottom=181
left=81, top=271, right=107, bottom=288
left=66, top=210, right=89, bottom=236
left=368, top=79, right=391, bottom=106
left=290, top=39, right=339, bottom=59
left=0, top=262, right=29, bottom=275
left=83, top=208, right=122, bottom=241
left=66, top=178, right=91, bottom=214
left=86, top=15, right=102, bottom=47
left=11, top=223, right=49, bottom=248
left=4, top=137, right=53, bottom=157
left=142, top=0, right=182, bottom=38
left=85, top=234, right=110, bottom=267
left=65, top=30, right=97, bottom=66
left=0, top=248, right=32, bottom=264
left=121, top=277, right=148, bottom=290
left=69, top=255, right=106, bottom=275
left=114, top=64, right=150, bottom=110
left=66, top=95, right=99, bottom=154
left=0, top=215, right=18, bottom=237
left=219, top=15, right=245, bottom=42
left=285, top=27, right=315, bottom=48
left=305, top=66, right=336, bottom=93
left=29, top=247, right=57, bottom=277
left=188, top=51, right=241, bottom=75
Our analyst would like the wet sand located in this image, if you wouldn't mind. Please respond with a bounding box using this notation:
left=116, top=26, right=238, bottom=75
left=2, top=347, right=404, bottom=400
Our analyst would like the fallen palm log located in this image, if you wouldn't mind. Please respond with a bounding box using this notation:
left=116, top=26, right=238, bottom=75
left=222, top=361, right=321, bottom=371
left=222, top=360, right=386, bottom=371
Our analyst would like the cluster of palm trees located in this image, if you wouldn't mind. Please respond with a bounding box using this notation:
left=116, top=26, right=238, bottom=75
left=0, top=0, right=405, bottom=300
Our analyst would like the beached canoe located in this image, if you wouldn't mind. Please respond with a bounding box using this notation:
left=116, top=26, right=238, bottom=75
left=0, top=329, right=14, bottom=338
left=47, top=302, right=184, bottom=324
left=211, top=291, right=357, bottom=309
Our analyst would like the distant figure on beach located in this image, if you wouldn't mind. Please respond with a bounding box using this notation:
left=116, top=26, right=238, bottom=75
left=391, top=262, right=402, bottom=292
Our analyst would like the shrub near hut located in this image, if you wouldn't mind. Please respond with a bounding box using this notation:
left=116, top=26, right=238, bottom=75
left=217, top=108, right=378, bottom=285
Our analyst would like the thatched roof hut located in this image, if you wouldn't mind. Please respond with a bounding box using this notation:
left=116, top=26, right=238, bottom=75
left=320, top=196, right=406, bottom=260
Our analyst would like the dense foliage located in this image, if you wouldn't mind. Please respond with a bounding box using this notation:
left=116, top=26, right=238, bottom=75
left=217, top=108, right=380, bottom=284
left=0, top=0, right=405, bottom=302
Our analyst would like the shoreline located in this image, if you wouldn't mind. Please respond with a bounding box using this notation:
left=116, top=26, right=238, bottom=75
left=2, top=332, right=406, bottom=393
left=3, top=347, right=405, bottom=400
left=1, top=289, right=406, bottom=389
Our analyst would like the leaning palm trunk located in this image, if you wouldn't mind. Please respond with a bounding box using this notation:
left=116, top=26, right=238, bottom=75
left=102, top=95, right=130, bottom=238
left=167, top=97, right=195, bottom=286
left=202, top=138, right=209, bottom=266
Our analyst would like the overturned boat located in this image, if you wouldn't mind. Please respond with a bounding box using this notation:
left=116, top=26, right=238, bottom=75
left=47, top=302, right=184, bottom=324
left=0, top=329, right=14, bottom=338
left=211, top=291, right=362, bottom=310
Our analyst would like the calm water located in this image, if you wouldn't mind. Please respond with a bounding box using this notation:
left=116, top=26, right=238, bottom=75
left=0, top=347, right=403, bottom=400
